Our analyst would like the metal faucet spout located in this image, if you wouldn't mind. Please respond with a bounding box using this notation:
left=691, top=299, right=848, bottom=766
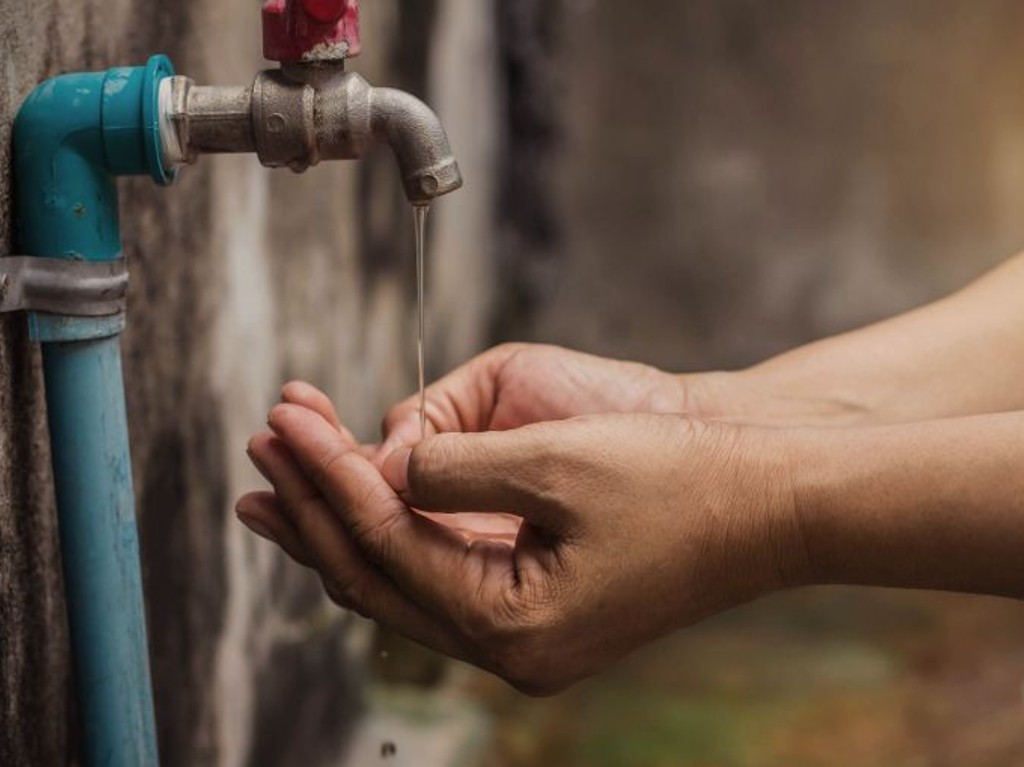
left=369, top=86, right=463, bottom=203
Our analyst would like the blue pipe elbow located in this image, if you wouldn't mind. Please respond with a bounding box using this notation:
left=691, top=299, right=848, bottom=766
left=14, top=54, right=177, bottom=342
left=13, top=54, right=176, bottom=271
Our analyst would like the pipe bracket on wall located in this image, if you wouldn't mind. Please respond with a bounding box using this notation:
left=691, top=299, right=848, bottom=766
left=0, top=257, right=129, bottom=317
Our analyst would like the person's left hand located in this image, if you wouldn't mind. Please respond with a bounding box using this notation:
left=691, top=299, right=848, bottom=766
left=237, top=386, right=800, bottom=695
left=238, top=382, right=523, bottom=556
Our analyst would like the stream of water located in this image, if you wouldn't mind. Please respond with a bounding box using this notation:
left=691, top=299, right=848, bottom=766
left=414, top=205, right=429, bottom=441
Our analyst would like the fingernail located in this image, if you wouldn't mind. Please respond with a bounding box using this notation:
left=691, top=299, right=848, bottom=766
left=245, top=445, right=266, bottom=474
left=380, top=424, right=417, bottom=456
left=281, top=380, right=313, bottom=405
left=267, top=404, right=288, bottom=431
left=237, top=513, right=275, bottom=542
left=381, top=446, right=412, bottom=495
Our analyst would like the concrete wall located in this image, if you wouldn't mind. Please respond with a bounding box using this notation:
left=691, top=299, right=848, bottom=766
left=0, top=1, right=496, bottom=765
left=515, top=1, right=1024, bottom=372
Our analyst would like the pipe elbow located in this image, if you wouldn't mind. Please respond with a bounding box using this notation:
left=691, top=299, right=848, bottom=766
left=14, top=81, right=96, bottom=164
left=13, top=56, right=177, bottom=262
left=368, top=86, right=463, bottom=205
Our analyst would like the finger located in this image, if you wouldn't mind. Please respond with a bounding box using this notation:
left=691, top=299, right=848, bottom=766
left=379, top=427, right=574, bottom=532
left=380, top=347, right=519, bottom=452
left=247, top=430, right=468, bottom=656
left=236, top=491, right=317, bottom=567
left=281, top=382, right=382, bottom=461
left=247, top=433, right=356, bottom=568
left=269, top=404, right=524, bottom=619
left=281, top=381, right=345, bottom=432
left=379, top=405, right=440, bottom=458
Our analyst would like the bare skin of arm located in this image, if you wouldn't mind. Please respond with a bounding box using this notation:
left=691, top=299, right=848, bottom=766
left=236, top=253, right=1024, bottom=694
left=702, top=252, right=1024, bottom=426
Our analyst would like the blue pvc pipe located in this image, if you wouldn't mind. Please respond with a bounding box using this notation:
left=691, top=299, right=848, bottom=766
left=13, top=55, right=177, bottom=767
left=42, top=338, right=158, bottom=766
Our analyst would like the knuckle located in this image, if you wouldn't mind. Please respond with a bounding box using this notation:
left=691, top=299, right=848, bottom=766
left=349, top=507, right=404, bottom=565
left=311, top=442, right=348, bottom=487
left=280, top=483, right=326, bottom=530
left=322, top=579, right=353, bottom=609
left=408, top=436, right=454, bottom=496
left=323, top=576, right=373, bottom=618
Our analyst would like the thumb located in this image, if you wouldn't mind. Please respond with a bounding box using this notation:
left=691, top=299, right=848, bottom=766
left=381, top=426, right=570, bottom=528
left=379, top=410, right=437, bottom=458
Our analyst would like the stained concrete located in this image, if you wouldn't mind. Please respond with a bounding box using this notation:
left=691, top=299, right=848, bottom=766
left=0, top=1, right=497, bottom=765
left=517, top=1, right=1024, bottom=372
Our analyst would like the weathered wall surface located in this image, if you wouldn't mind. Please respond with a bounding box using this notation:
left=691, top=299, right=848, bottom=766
left=0, top=1, right=496, bottom=765
left=517, top=1, right=1024, bottom=372
left=480, top=4, right=1024, bottom=762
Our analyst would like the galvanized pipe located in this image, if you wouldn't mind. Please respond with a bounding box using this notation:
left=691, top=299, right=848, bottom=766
left=185, top=85, right=255, bottom=156
left=163, top=64, right=463, bottom=204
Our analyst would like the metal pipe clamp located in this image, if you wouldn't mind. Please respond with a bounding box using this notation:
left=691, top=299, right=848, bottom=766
left=0, top=257, right=129, bottom=317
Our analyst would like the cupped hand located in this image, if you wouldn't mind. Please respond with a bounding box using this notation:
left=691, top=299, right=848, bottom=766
left=238, top=400, right=801, bottom=695
left=379, top=343, right=697, bottom=454
left=239, top=380, right=525, bottom=550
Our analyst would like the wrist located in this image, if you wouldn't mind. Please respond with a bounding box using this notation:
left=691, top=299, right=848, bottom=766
left=781, top=415, right=1024, bottom=597
left=691, top=421, right=812, bottom=599
left=680, top=367, right=879, bottom=428
left=745, top=426, right=814, bottom=591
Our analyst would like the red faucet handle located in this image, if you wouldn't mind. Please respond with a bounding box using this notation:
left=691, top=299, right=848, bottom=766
left=301, top=0, right=345, bottom=23
left=262, top=0, right=361, bottom=64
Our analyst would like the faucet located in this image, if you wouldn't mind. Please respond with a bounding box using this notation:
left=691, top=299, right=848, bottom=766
left=159, top=0, right=463, bottom=204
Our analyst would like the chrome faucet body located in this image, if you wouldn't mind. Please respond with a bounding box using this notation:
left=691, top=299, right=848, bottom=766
left=161, top=62, right=462, bottom=204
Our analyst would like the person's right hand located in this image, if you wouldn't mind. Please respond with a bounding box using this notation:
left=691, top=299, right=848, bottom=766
left=242, top=402, right=801, bottom=696
left=379, top=343, right=697, bottom=454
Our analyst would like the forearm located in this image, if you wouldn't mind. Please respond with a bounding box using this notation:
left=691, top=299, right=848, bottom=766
left=692, top=252, right=1024, bottom=427
left=784, top=410, right=1024, bottom=599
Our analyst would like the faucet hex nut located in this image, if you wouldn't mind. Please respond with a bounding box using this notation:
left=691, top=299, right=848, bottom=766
left=160, top=76, right=193, bottom=167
